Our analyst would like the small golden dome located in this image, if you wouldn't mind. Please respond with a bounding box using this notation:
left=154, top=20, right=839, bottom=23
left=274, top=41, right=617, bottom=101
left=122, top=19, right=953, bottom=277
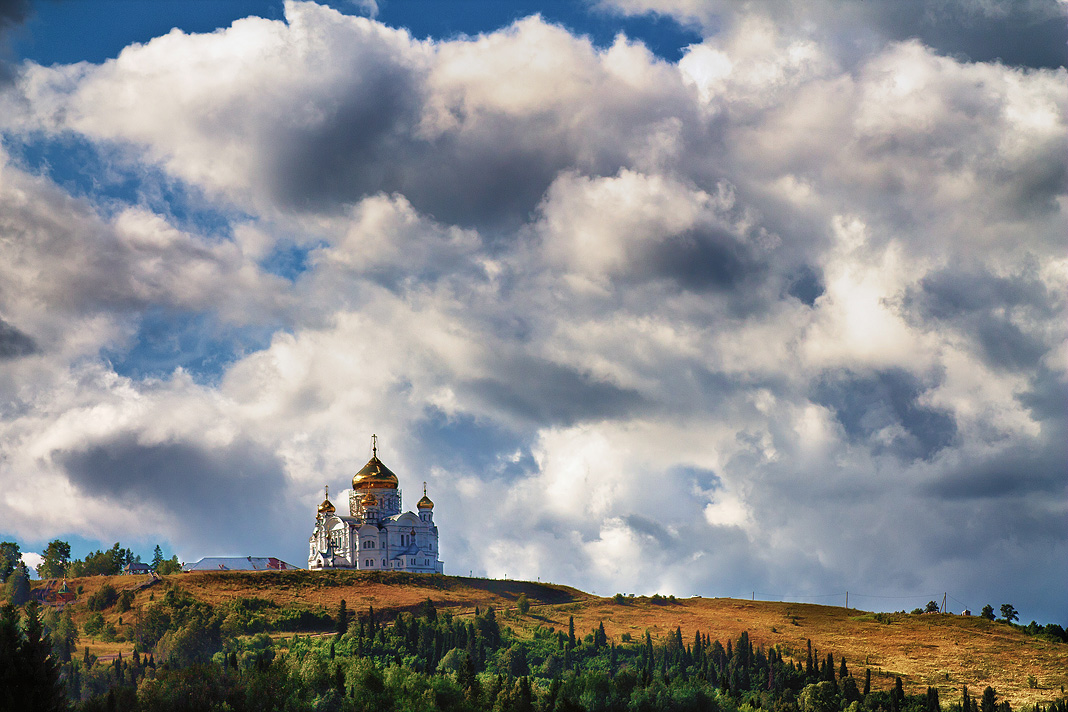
left=417, top=494, right=434, bottom=509
left=361, top=492, right=378, bottom=507
left=318, top=498, right=336, bottom=514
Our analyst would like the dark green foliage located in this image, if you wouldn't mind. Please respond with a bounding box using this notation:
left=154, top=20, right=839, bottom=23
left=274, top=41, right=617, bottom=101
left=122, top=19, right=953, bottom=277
left=0, top=576, right=1034, bottom=712
left=0, top=602, right=67, bottom=711
left=0, top=541, right=20, bottom=583
left=6, top=560, right=30, bottom=605
left=516, top=593, right=530, bottom=615
left=981, top=605, right=995, bottom=621
left=156, top=555, right=182, bottom=575
left=151, top=545, right=165, bottom=572
left=66, top=542, right=134, bottom=577
left=1000, top=605, right=1018, bottom=623
left=925, top=601, right=940, bottom=613
left=337, top=598, right=348, bottom=637
left=982, top=686, right=998, bottom=712
left=37, top=539, right=71, bottom=579
left=117, top=588, right=135, bottom=613
left=86, top=583, right=118, bottom=611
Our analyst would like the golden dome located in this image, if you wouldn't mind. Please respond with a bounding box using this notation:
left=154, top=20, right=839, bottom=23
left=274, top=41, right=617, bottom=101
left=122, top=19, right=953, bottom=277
left=360, top=492, right=378, bottom=507
left=353, top=437, right=400, bottom=490
left=417, top=494, right=434, bottom=509
left=318, top=498, right=336, bottom=514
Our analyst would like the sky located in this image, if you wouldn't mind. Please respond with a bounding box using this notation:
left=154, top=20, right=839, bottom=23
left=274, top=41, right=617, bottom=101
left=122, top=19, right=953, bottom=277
left=0, top=0, right=1064, bottom=623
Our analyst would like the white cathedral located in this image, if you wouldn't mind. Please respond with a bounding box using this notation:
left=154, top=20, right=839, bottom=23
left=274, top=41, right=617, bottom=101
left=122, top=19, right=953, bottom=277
left=308, top=436, right=443, bottom=573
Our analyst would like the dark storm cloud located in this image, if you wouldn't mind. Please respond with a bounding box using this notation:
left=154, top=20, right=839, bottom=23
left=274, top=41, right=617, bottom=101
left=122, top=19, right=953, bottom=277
left=905, top=266, right=1057, bottom=371
left=925, top=438, right=1067, bottom=500
left=0, top=0, right=31, bottom=85
left=812, top=368, right=957, bottom=460
left=869, top=1, right=1068, bottom=69
left=466, top=356, right=646, bottom=426
left=1017, top=366, right=1068, bottom=426
left=56, top=432, right=299, bottom=552
left=642, top=225, right=765, bottom=294
left=0, top=318, right=38, bottom=358
left=915, top=266, right=1053, bottom=318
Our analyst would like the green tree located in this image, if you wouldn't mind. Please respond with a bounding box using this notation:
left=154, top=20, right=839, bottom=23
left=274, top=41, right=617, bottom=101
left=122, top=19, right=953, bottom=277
left=0, top=541, right=20, bottom=583
left=999, top=604, right=1018, bottom=623
left=36, top=540, right=70, bottom=579
left=151, top=545, right=165, bottom=572
left=980, top=605, right=995, bottom=620
left=981, top=686, right=997, bottom=712
left=516, top=593, right=530, bottom=615
left=19, top=601, right=67, bottom=711
left=800, top=681, right=840, bottom=712
left=925, top=601, right=940, bottom=613
left=336, top=598, right=348, bottom=637
left=6, top=561, right=30, bottom=606
left=156, top=555, right=182, bottom=575
left=0, top=604, right=21, bottom=709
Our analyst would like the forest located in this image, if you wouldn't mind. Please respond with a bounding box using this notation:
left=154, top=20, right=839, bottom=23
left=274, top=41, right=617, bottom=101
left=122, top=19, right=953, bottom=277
left=3, top=579, right=1066, bottom=712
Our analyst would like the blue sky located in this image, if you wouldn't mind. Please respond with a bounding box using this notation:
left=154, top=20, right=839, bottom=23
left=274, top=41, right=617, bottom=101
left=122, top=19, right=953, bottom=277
left=0, top=0, right=1065, bottom=623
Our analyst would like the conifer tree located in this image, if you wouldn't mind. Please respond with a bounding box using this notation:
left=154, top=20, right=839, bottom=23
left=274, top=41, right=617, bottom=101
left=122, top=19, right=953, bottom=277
left=336, top=599, right=348, bottom=637
left=568, top=616, right=576, bottom=648
left=864, top=668, right=871, bottom=696
left=19, top=601, right=67, bottom=711
left=981, top=686, right=997, bottom=712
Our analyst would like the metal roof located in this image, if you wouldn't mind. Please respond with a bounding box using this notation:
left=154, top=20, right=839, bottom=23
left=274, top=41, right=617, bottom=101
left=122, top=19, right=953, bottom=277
left=181, top=556, right=300, bottom=572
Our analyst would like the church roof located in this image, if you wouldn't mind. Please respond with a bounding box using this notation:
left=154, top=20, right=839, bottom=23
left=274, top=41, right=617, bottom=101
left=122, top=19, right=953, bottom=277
left=352, top=436, right=399, bottom=490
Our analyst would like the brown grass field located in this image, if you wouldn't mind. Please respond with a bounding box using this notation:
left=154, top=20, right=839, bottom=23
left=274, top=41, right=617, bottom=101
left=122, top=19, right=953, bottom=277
left=27, top=571, right=1067, bottom=708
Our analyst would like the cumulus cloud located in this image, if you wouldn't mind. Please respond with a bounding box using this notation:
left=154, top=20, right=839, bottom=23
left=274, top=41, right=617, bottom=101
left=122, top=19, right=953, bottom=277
left=0, top=1, right=1065, bottom=620
left=594, top=0, right=1068, bottom=69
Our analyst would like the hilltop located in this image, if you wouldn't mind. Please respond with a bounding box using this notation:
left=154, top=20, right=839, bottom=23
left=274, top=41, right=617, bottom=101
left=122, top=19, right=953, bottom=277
left=30, top=571, right=1068, bottom=708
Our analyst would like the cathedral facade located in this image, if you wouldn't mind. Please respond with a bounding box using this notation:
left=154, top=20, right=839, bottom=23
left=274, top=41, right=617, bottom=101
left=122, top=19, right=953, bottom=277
left=308, top=438, right=443, bottom=574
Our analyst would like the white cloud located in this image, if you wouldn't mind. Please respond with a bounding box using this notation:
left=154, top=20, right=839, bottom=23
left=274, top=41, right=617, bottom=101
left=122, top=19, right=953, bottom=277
left=0, top=2, right=1064, bottom=619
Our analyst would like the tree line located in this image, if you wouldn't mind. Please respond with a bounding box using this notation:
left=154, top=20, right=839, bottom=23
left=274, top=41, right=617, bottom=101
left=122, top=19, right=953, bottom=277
left=1, top=540, right=182, bottom=584
left=2, top=579, right=1065, bottom=712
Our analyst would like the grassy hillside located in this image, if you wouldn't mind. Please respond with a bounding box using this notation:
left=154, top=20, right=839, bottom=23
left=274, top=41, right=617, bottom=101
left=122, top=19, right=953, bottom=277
left=29, top=571, right=1067, bottom=708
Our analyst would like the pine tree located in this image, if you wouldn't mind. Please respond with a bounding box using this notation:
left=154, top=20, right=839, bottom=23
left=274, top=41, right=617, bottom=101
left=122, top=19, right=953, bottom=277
left=568, top=616, right=576, bottom=648
left=0, top=604, right=21, bottom=710
left=19, top=601, right=67, bottom=711
left=927, top=686, right=940, bottom=712
left=595, top=622, right=607, bottom=649
left=864, top=668, right=871, bottom=696
left=336, top=599, right=348, bottom=637
left=981, top=686, right=997, bottom=712
left=151, top=545, right=164, bottom=572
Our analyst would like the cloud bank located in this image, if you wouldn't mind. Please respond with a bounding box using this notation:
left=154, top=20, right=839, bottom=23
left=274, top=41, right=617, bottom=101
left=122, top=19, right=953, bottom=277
left=0, top=0, right=1064, bottom=621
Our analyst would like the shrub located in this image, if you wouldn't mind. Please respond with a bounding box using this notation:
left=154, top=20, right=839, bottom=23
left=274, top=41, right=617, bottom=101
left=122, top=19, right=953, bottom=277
left=117, top=589, right=135, bottom=613
left=87, top=583, right=118, bottom=611
left=84, top=612, right=105, bottom=636
left=516, top=593, right=530, bottom=615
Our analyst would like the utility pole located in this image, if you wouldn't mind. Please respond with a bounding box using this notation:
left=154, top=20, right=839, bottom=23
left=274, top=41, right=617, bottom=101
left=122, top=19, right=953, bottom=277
left=941, top=592, right=947, bottom=613
left=845, top=591, right=848, bottom=610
